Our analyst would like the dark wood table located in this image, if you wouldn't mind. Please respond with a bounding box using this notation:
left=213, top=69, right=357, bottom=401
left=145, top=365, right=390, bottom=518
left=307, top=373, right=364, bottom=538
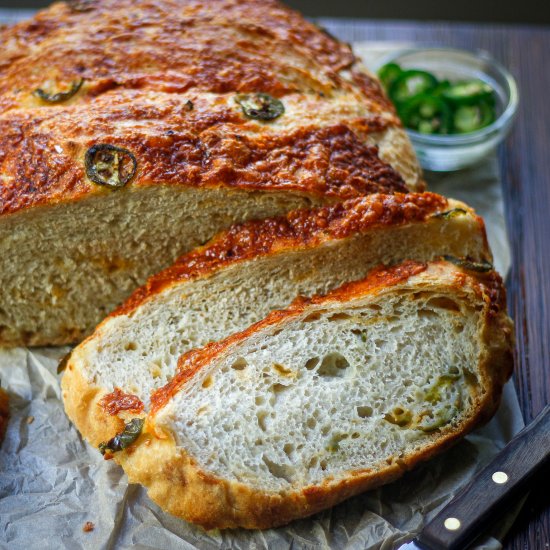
left=317, top=17, right=550, bottom=550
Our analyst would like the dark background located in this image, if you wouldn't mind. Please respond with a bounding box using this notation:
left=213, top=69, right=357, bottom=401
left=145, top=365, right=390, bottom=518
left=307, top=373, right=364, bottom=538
left=2, top=0, right=550, bottom=25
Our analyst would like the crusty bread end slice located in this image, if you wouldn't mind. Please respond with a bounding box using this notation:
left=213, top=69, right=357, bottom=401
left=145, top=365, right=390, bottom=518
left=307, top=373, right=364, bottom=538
left=62, top=193, right=492, bottom=447
left=115, top=261, right=513, bottom=530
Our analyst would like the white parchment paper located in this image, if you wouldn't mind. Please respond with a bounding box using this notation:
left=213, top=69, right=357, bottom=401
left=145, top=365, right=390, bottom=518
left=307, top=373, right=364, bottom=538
left=0, top=40, right=523, bottom=550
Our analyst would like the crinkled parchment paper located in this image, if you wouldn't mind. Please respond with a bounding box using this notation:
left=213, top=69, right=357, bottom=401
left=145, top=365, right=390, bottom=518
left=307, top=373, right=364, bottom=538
left=0, top=39, right=523, bottom=550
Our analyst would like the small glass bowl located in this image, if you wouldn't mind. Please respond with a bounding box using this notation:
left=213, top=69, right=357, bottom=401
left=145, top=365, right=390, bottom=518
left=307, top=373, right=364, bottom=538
left=374, top=47, right=519, bottom=171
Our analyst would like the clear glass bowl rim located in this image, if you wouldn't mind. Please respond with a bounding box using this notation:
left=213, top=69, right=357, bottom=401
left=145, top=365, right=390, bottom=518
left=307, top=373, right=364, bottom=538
left=375, top=46, right=519, bottom=145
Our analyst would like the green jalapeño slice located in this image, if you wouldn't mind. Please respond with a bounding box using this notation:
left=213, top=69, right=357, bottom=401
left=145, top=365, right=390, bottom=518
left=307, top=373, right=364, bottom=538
left=235, top=93, right=284, bottom=121
left=85, top=144, right=137, bottom=189
left=377, top=61, right=498, bottom=135
left=389, top=70, right=438, bottom=105
left=453, top=102, right=495, bottom=133
left=378, top=62, right=402, bottom=90
left=33, top=78, right=84, bottom=104
left=399, top=94, right=452, bottom=134
left=442, top=79, right=494, bottom=105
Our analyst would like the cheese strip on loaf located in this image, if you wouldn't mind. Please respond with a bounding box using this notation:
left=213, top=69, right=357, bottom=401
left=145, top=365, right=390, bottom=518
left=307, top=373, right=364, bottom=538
left=0, top=0, right=422, bottom=347
left=112, top=260, right=513, bottom=530
left=62, top=193, right=492, bottom=447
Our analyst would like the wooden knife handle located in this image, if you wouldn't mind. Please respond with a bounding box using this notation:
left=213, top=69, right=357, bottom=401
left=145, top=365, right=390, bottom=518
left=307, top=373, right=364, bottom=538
left=416, top=405, right=550, bottom=550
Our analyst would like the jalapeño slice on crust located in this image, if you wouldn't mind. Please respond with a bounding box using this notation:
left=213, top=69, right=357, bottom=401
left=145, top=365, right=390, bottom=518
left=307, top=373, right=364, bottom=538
left=33, top=78, right=84, bottom=104
left=443, top=255, right=493, bottom=273
left=85, top=144, right=137, bottom=189
left=235, top=93, right=284, bottom=121
left=98, top=418, right=144, bottom=457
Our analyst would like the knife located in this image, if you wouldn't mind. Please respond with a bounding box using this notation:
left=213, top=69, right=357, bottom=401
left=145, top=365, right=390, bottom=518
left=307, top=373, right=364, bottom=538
left=398, top=404, right=550, bottom=550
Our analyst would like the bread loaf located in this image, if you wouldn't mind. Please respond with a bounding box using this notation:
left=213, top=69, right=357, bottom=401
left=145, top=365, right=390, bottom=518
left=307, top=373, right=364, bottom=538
left=111, top=260, right=513, bottom=529
left=0, top=0, right=422, bottom=347
left=62, top=192, right=491, bottom=447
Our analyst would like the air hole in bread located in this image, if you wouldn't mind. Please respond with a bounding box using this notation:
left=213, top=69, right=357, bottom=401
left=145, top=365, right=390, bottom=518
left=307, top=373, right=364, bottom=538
left=356, top=405, right=373, bottom=418
left=202, top=375, right=213, bottom=389
left=255, top=395, right=265, bottom=406
left=262, top=455, right=291, bottom=481
left=306, top=417, right=316, bottom=429
left=328, top=312, right=352, bottom=322
left=418, top=309, right=438, bottom=320
left=463, top=368, right=479, bottom=388
left=257, top=411, right=268, bottom=431
left=272, top=383, right=289, bottom=394
left=231, top=357, right=248, bottom=371
left=327, top=432, right=348, bottom=451
left=305, top=357, right=319, bottom=370
left=273, top=363, right=293, bottom=376
left=283, top=443, right=294, bottom=457
left=307, top=456, right=318, bottom=469
left=427, top=296, right=461, bottom=312
left=303, top=311, right=322, bottom=322
left=454, top=322, right=465, bottom=334
left=318, top=352, right=350, bottom=377
left=124, top=341, right=137, bottom=351
left=150, top=362, right=162, bottom=378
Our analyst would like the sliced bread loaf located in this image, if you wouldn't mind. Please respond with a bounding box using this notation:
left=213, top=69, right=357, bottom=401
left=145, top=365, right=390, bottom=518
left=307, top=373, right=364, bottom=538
left=0, top=0, right=422, bottom=347
left=113, top=260, right=513, bottom=529
left=62, top=192, right=491, bottom=447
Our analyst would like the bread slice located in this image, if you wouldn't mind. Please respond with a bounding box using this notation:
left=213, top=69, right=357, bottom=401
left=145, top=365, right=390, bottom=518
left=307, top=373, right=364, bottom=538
left=62, top=192, right=491, bottom=447
left=112, top=260, right=513, bottom=530
left=0, top=0, right=422, bottom=347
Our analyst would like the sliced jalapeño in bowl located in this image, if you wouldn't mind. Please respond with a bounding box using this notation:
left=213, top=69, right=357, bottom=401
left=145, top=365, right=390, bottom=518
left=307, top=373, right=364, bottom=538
left=399, top=94, right=452, bottom=134
left=389, top=69, right=438, bottom=104
left=453, top=102, right=495, bottom=133
left=378, top=62, right=497, bottom=135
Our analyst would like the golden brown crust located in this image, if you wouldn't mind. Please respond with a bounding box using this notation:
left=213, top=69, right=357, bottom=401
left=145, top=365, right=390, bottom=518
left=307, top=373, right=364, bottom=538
left=116, top=192, right=451, bottom=316
left=117, top=261, right=514, bottom=530
left=0, top=0, right=420, bottom=217
left=0, top=0, right=356, bottom=98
